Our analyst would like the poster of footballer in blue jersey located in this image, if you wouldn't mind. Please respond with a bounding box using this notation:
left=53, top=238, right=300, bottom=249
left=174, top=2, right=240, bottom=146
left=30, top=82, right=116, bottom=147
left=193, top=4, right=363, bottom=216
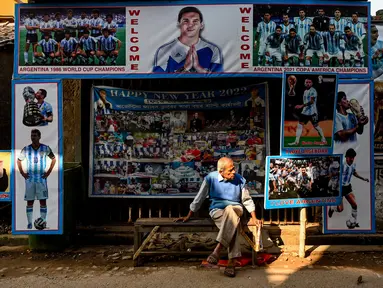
left=371, top=24, right=383, bottom=80
left=264, top=155, right=343, bottom=209
left=0, top=151, right=11, bottom=202
left=281, top=73, right=338, bottom=155
left=323, top=80, right=375, bottom=234
left=12, top=81, right=63, bottom=235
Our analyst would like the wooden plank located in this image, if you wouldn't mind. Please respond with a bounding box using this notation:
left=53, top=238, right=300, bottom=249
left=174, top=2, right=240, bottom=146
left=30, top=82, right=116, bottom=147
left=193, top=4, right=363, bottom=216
left=135, top=218, right=215, bottom=226
left=133, top=225, right=160, bottom=261
left=136, top=226, right=219, bottom=233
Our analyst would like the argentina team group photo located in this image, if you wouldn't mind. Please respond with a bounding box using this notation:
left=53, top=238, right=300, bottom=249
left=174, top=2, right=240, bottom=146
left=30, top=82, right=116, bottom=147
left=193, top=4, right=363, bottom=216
left=252, top=4, right=369, bottom=69
left=18, top=7, right=126, bottom=66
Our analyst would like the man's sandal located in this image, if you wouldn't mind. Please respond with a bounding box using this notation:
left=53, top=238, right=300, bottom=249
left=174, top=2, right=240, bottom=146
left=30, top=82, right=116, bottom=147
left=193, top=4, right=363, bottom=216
left=206, top=253, right=219, bottom=265
left=224, top=265, right=236, bottom=277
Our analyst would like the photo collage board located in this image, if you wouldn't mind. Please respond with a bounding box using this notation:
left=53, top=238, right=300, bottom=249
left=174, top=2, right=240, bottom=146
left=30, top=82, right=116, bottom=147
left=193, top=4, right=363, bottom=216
left=90, top=84, right=269, bottom=197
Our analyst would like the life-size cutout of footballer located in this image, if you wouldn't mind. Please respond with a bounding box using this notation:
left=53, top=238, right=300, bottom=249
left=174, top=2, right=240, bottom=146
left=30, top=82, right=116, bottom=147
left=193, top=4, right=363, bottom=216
left=22, top=86, right=43, bottom=127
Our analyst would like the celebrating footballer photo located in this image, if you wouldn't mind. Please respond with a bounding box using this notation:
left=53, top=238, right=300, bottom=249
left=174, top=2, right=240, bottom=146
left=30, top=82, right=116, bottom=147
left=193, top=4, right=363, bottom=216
left=252, top=5, right=368, bottom=69
left=19, top=7, right=126, bottom=66
left=265, top=155, right=343, bottom=209
left=282, top=73, right=337, bottom=150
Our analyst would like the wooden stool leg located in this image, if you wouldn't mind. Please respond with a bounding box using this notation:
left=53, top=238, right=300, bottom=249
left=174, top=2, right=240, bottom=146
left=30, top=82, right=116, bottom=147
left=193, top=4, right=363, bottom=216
left=133, top=226, right=160, bottom=266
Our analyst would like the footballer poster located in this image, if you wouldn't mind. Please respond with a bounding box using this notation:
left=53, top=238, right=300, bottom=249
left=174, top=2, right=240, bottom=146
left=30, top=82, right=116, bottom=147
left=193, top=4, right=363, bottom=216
left=0, top=151, right=11, bottom=202
left=264, top=155, right=343, bottom=209
left=371, top=24, right=383, bottom=80
left=323, top=80, right=375, bottom=233
left=90, top=84, right=268, bottom=197
left=374, top=80, right=383, bottom=154
left=281, top=73, right=338, bottom=155
left=14, top=2, right=370, bottom=79
left=12, top=80, right=63, bottom=235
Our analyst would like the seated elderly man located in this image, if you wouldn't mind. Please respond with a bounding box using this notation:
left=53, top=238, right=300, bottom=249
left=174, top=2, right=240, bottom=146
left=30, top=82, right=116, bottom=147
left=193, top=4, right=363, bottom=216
left=177, top=157, right=262, bottom=277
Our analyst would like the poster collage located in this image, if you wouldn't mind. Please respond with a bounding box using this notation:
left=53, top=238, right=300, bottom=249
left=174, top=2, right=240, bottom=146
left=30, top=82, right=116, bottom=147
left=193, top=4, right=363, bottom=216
left=91, top=85, right=268, bottom=197
left=11, top=81, right=63, bottom=234
left=263, top=72, right=374, bottom=233
left=14, top=2, right=372, bottom=78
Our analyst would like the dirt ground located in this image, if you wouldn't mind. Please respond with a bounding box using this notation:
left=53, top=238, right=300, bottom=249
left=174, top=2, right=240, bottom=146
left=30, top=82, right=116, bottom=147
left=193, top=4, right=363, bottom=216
left=0, top=246, right=383, bottom=287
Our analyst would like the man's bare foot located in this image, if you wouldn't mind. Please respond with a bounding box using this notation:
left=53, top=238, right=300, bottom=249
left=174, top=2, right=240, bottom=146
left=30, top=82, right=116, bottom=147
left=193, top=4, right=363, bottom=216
left=206, top=252, right=219, bottom=265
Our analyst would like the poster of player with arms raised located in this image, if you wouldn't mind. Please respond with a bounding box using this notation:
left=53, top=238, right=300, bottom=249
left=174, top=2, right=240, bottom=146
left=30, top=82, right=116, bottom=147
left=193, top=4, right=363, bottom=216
left=323, top=80, right=375, bottom=233
left=12, top=80, right=63, bottom=235
left=281, top=72, right=337, bottom=155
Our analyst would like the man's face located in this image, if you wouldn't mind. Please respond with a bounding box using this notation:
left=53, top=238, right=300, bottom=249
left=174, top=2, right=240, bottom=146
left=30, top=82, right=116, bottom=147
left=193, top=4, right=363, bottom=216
left=55, top=14, right=61, bottom=21
left=270, top=163, right=274, bottom=169
left=44, top=15, right=49, bottom=22
left=100, top=91, right=107, bottom=100
left=289, top=30, right=296, bottom=38
left=310, top=26, right=316, bottom=34
left=44, top=35, right=50, bottom=41
left=220, top=161, right=235, bottom=180
left=301, top=168, right=306, bottom=175
left=107, top=16, right=113, bottom=23
left=283, top=15, right=289, bottom=23
left=299, top=11, right=305, bottom=18
left=68, top=12, right=73, bottom=19
left=84, top=33, right=89, bottom=39
left=264, top=13, right=271, bottom=22
left=335, top=10, right=341, bottom=19
left=346, top=156, right=355, bottom=166
left=329, top=25, right=335, bottom=34
left=194, top=113, right=198, bottom=118
left=81, top=12, right=86, bottom=19
left=29, top=13, right=34, bottom=19
left=340, top=96, right=350, bottom=109
left=276, top=28, right=282, bottom=36
left=31, top=132, right=40, bottom=143
left=305, top=79, right=313, bottom=88
left=179, top=12, right=203, bottom=38
left=103, top=30, right=109, bottom=37
left=93, top=13, right=99, bottom=19
left=35, top=90, right=44, bottom=100
left=352, top=14, right=358, bottom=23
left=319, top=9, right=325, bottom=16
left=345, top=29, right=352, bottom=37
left=65, top=33, right=70, bottom=39
left=251, top=89, right=259, bottom=98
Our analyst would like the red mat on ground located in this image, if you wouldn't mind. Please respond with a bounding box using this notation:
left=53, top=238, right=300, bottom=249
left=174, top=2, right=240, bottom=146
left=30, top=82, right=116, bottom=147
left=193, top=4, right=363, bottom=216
left=200, top=253, right=274, bottom=267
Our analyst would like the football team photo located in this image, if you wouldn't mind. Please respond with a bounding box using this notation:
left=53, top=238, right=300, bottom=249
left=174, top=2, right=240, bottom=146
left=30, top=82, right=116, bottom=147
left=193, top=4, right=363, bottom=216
left=282, top=73, right=337, bottom=150
left=253, top=5, right=368, bottom=69
left=18, top=7, right=126, bottom=66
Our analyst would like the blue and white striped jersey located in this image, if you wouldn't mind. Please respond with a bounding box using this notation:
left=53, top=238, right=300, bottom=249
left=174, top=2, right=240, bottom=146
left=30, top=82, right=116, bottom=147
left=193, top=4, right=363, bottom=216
left=18, top=144, right=55, bottom=183
left=77, top=18, right=90, bottom=32
left=343, top=34, right=362, bottom=51
left=281, top=23, right=295, bottom=37
left=294, top=17, right=312, bottom=40
left=330, top=18, right=349, bottom=33
left=334, top=112, right=358, bottom=142
left=79, top=36, right=97, bottom=51
left=97, top=35, right=119, bottom=51
left=301, top=87, right=318, bottom=116
left=38, top=38, right=58, bottom=53
left=371, top=40, right=383, bottom=71
left=63, top=17, right=77, bottom=30
left=322, top=31, right=343, bottom=54
left=37, top=101, right=53, bottom=126
left=40, top=21, right=53, bottom=31
left=304, top=32, right=324, bottom=51
left=256, top=21, right=277, bottom=41
left=153, top=38, right=223, bottom=72
left=329, top=162, right=340, bottom=180
left=60, top=37, right=78, bottom=53
left=25, top=18, right=40, bottom=34
left=89, top=17, right=104, bottom=35
left=103, top=21, right=118, bottom=37
left=52, top=19, right=64, bottom=30
left=266, top=33, right=283, bottom=49
left=342, top=160, right=356, bottom=186
left=349, top=21, right=366, bottom=39
left=297, top=173, right=311, bottom=185
left=282, top=34, right=303, bottom=54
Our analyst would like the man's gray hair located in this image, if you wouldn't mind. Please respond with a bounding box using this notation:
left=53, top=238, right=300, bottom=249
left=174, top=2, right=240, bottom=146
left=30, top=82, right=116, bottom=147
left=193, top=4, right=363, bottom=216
left=217, top=157, right=233, bottom=172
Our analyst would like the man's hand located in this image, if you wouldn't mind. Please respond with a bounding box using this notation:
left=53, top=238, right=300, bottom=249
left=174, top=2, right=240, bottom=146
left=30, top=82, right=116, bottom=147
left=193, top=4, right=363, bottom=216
left=295, top=104, right=304, bottom=110
left=324, top=53, right=329, bottom=60
left=192, top=45, right=207, bottom=73
left=21, top=172, right=29, bottom=180
left=184, top=47, right=193, bottom=71
left=248, top=218, right=263, bottom=228
left=364, top=178, right=369, bottom=183
left=265, top=51, right=270, bottom=57
left=42, top=171, right=51, bottom=179
left=174, top=215, right=191, bottom=223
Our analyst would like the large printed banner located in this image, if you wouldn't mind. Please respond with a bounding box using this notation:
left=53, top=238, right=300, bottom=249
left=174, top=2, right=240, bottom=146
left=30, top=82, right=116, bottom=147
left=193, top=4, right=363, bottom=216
left=323, top=80, right=375, bottom=234
left=14, top=2, right=370, bottom=79
left=12, top=80, right=63, bottom=235
left=90, top=84, right=268, bottom=197
left=372, top=24, right=383, bottom=80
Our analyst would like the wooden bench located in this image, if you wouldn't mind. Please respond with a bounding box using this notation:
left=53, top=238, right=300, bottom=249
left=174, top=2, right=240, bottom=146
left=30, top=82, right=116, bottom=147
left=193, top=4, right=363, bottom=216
left=133, top=218, right=259, bottom=267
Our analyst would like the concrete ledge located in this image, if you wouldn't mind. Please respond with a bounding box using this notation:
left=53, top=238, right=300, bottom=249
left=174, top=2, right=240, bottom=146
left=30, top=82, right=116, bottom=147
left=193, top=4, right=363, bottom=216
left=282, top=245, right=383, bottom=254
left=0, top=235, right=29, bottom=246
